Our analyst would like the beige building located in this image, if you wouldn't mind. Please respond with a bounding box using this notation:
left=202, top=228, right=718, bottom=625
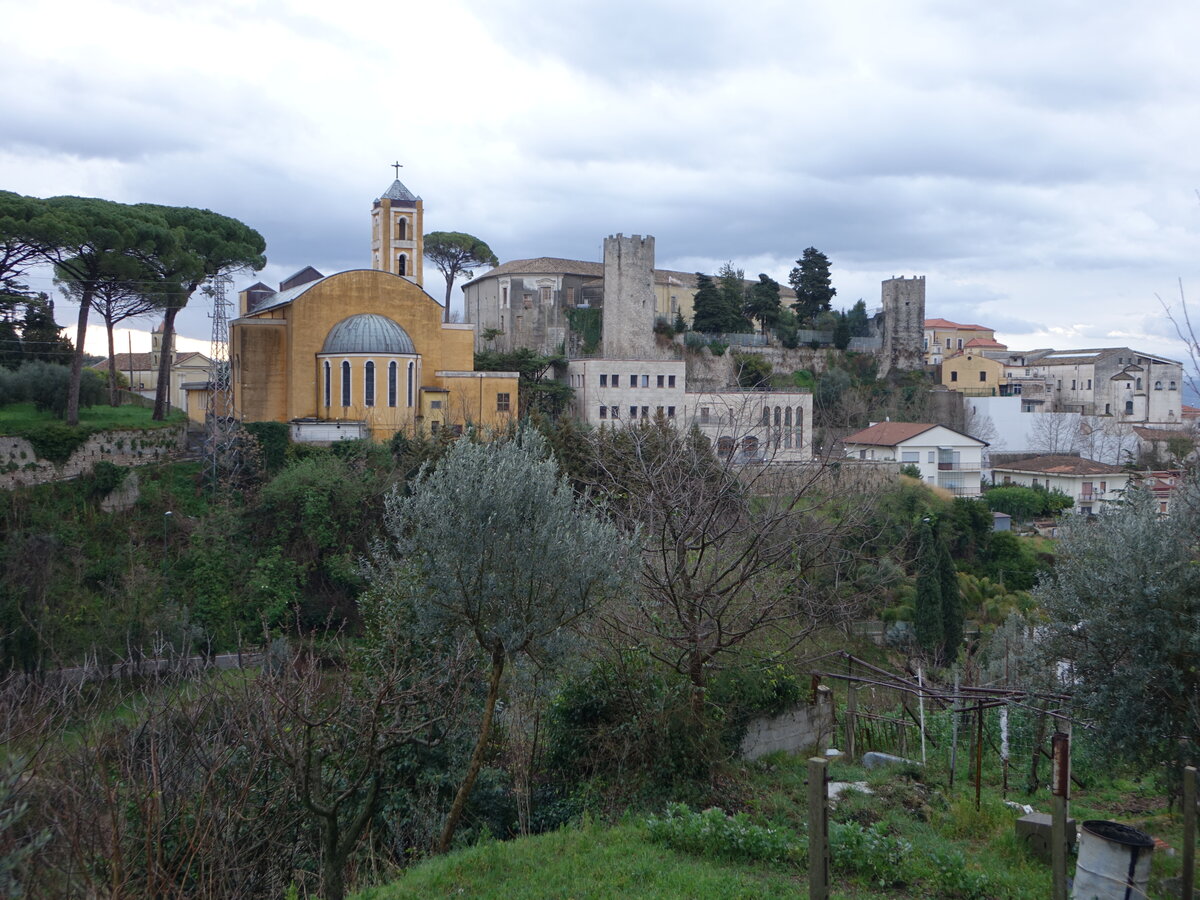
left=924, top=318, right=1001, bottom=365
left=91, top=323, right=213, bottom=414
left=230, top=179, right=517, bottom=442
left=940, top=351, right=1005, bottom=395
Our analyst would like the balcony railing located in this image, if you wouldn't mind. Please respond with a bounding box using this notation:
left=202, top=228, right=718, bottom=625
left=937, top=462, right=980, bottom=471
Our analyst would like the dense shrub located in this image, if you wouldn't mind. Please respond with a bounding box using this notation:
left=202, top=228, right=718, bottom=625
left=646, top=803, right=797, bottom=865
left=242, top=421, right=290, bottom=474
left=4, top=361, right=104, bottom=417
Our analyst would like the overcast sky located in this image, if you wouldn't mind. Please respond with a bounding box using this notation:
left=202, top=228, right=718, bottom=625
left=3, top=0, right=1199, bottom=362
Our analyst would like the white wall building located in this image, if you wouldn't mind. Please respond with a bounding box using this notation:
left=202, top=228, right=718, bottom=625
left=841, top=422, right=987, bottom=496
left=990, top=455, right=1131, bottom=516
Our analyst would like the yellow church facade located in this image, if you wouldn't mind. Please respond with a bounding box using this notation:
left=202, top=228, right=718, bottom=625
left=230, top=179, right=518, bottom=441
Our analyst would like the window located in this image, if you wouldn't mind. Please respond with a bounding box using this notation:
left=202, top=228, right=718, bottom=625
left=629, top=406, right=638, bottom=419
left=1125, top=401, right=1133, bottom=414
left=928, top=451, right=935, bottom=463
left=1155, top=381, right=1163, bottom=390
left=611, top=374, right=619, bottom=387
left=762, top=407, right=771, bottom=426
left=599, top=406, right=608, bottom=419
left=641, top=406, right=649, bottom=418
left=600, top=374, right=608, bottom=387
left=901, top=451, right=919, bottom=462
left=397, top=254, right=407, bottom=276
left=388, top=361, right=397, bottom=407
left=667, top=406, right=676, bottom=418
left=923, top=337, right=929, bottom=349
left=497, top=392, right=511, bottom=412
left=323, top=360, right=331, bottom=407
left=979, top=371, right=987, bottom=382
left=341, top=361, right=351, bottom=407
left=629, top=373, right=637, bottom=386
left=430, top=400, right=442, bottom=409
left=946, top=338, right=951, bottom=348
left=540, top=286, right=552, bottom=303
left=1057, top=380, right=1062, bottom=390
left=700, top=407, right=711, bottom=423
left=610, top=406, right=619, bottom=418
left=717, top=436, right=735, bottom=456
left=1136, top=377, right=1143, bottom=390
left=1087, top=379, right=1092, bottom=389
left=523, top=294, right=532, bottom=308
left=396, top=217, right=406, bottom=240
left=566, top=287, right=575, bottom=304
left=656, top=406, right=664, bottom=417
left=1071, top=380, right=1076, bottom=390
left=657, top=374, right=664, bottom=388
left=1170, top=381, right=1177, bottom=390
left=957, top=338, right=963, bottom=349
left=502, top=287, right=509, bottom=308
left=668, top=375, right=676, bottom=388
left=364, top=361, right=375, bottom=407
left=1099, top=482, right=1106, bottom=493
left=950, top=371, right=958, bottom=382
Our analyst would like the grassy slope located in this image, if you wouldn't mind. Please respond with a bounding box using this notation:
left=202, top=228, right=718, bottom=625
left=353, top=822, right=810, bottom=900
left=0, top=401, right=186, bottom=433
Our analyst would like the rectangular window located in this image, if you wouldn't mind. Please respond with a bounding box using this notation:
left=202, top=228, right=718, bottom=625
left=700, top=407, right=710, bottom=423
left=364, top=361, right=375, bottom=407
left=946, top=338, right=951, bottom=348
left=641, top=406, right=649, bottom=418
left=1072, top=380, right=1076, bottom=390
left=388, top=362, right=397, bottom=407
left=540, top=286, right=552, bottom=302
left=979, top=371, right=987, bottom=382
left=599, top=406, right=608, bottom=419
left=667, top=406, right=676, bottom=418
left=567, top=287, right=575, bottom=304
left=610, top=406, right=619, bottom=418
left=957, top=338, right=963, bottom=349
left=928, top=451, right=935, bottom=463
left=656, top=406, right=664, bottom=417
left=668, top=375, right=676, bottom=388
left=611, top=374, right=619, bottom=387
left=629, top=406, right=638, bottom=419
left=641, top=375, right=649, bottom=388
left=600, top=374, right=608, bottom=387
left=951, top=371, right=958, bottom=382
left=502, top=287, right=508, bottom=308
left=430, top=400, right=442, bottom=409
left=901, top=451, right=919, bottom=462
left=1087, top=379, right=1092, bottom=389
left=496, top=392, right=511, bottom=412
left=657, top=374, right=664, bottom=388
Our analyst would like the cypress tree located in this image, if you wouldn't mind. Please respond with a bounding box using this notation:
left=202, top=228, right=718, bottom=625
left=913, top=519, right=944, bottom=657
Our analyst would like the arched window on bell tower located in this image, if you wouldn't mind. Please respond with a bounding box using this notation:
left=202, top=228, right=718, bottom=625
left=398, top=254, right=407, bottom=277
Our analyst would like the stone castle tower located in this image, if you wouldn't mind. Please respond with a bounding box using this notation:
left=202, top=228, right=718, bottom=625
left=601, top=234, right=657, bottom=358
left=879, top=275, right=926, bottom=377
left=371, top=177, right=424, bottom=287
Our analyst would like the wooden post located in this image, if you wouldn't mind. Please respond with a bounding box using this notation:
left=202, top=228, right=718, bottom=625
left=845, top=684, right=857, bottom=762
left=808, top=757, right=830, bottom=900
left=1183, top=765, right=1196, bottom=900
left=1050, top=729, right=1071, bottom=900
left=975, top=706, right=983, bottom=811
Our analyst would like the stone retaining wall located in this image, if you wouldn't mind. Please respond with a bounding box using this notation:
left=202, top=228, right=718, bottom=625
left=0, top=425, right=188, bottom=490
left=740, top=685, right=835, bottom=760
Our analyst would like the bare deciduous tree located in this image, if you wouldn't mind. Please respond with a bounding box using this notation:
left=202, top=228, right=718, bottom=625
left=587, top=419, right=877, bottom=716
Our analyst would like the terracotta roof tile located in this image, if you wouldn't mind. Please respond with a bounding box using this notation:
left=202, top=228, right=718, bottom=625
left=842, top=422, right=939, bottom=446
left=992, top=455, right=1127, bottom=476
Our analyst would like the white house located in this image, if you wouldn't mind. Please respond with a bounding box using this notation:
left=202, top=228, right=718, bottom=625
left=841, top=422, right=987, bottom=496
left=989, top=455, right=1131, bottom=516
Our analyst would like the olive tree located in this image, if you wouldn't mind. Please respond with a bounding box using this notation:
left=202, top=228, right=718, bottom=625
left=372, top=427, right=635, bottom=852
left=1035, top=486, right=1200, bottom=779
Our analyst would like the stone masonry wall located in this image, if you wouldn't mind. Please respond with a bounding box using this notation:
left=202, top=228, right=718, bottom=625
left=601, top=234, right=659, bottom=359
left=740, top=685, right=835, bottom=760
left=880, top=276, right=926, bottom=377
left=0, top=425, right=187, bottom=490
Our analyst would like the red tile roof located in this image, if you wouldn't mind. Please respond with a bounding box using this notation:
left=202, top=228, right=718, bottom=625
left=964, top=337, right=1007, bottom=349
left=992, top=455, right=1127, bottom=476
left=924, top=318, right=993, bottom=331
left=842, top=422, right=939, bottom=446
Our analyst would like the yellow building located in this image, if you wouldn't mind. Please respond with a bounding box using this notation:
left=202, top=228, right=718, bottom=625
left=924, top=318, right=1002, bottom=364
left=940, top=351, right=1004, bottom=395
left=230, top=179, right=518, bottom=441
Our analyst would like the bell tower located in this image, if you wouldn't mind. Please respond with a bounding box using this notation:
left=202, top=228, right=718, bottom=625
left=371, top=164, right=424, bottom=287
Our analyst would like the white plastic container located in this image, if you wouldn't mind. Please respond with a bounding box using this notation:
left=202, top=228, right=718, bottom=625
left=1071, top=820, right=1154, bottom=900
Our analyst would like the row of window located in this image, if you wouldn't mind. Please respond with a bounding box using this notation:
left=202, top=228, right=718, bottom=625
left=949, top=370, right=989, bottom=383
left=597, top=373, right=677, bottom=389
left=323, top=360, right=413, bottom=409
left=599, top=406, right=676, bottom=420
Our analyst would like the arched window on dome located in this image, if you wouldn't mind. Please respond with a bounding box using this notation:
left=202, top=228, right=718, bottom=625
left=323, top=360, right=331, bottom=408
left=364, top=361, right=375, bottom=407
left=388, top=361, right=397, bottom=407
left=407, top=361, right=414, bottom=407
left=341, top=361, right=351, bottom=408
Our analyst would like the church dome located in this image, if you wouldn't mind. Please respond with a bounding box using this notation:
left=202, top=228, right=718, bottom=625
left=322, top=314, right=416, bottom=355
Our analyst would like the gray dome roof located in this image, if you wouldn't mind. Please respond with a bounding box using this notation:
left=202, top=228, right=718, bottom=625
left=322, top=314, right=416, bottom=355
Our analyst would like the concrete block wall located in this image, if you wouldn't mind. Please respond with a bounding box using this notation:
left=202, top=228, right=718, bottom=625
left=0, top=425, right=187, bottom=490
left=740, top=685, right=835, bottom=760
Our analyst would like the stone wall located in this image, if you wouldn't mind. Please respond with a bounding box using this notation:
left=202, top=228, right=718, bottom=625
left=601, top=234, right=658, bottom=359
left=0, top=425, right=188, bottom=490
left=740, top=685, right=835, bottom=760
left=879, top=276, right=926, bottom=377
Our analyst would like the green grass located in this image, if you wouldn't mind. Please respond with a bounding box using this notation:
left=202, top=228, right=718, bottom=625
left=0, top=401, right=186, bottom=433
left=353, top=821, right=817, bottom=900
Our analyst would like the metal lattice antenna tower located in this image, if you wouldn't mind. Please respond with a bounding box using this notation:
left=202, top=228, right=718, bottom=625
left=203, top=274, right=241, bottom=489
